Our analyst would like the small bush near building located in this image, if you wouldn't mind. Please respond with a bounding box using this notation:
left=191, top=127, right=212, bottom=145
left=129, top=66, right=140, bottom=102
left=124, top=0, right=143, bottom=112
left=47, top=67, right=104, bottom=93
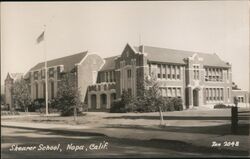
left=110, top=99, right=126, bottom=113
left=30, top=98, right=45, bottom=112
left=172, top=97, right=183, bottom=111
left=214, top=103, right=233, bottom=109
left=1, top=111, right=19, bottom=116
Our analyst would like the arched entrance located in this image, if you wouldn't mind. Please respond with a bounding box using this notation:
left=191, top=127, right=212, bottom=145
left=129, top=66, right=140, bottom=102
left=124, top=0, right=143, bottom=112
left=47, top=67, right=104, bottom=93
left=100, top=94, right=107, bottom=108
left=91, top=94, right=97, bottom=108
left=193, top=88, right=200, bottom=106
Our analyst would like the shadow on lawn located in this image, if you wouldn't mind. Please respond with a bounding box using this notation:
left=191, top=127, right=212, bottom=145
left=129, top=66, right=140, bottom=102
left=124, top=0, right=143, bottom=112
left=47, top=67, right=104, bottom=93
left=2, top=127, right=249, bottom=158
left=105, top=115, right=250, bottom=120
left=104, top=123, right=250, bottom=136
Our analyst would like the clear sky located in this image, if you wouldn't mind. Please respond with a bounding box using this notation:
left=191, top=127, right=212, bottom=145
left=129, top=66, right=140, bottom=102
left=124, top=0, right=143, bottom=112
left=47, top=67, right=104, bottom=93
left=1, top=1, right=249, bottom=91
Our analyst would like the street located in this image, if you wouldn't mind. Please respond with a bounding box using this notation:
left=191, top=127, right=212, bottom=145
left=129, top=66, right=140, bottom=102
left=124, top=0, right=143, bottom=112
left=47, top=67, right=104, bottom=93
left=1, top=127, right=193, bottom=158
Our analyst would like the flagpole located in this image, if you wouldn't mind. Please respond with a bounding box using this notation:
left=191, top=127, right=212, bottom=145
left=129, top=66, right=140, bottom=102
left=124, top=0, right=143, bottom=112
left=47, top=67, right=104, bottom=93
left=44, top=25, right=49, bottom=116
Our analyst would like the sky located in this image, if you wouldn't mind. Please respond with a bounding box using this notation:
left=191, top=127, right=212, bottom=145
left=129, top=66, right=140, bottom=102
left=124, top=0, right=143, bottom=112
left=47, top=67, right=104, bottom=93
left=1, top=1, right=249, bottom=91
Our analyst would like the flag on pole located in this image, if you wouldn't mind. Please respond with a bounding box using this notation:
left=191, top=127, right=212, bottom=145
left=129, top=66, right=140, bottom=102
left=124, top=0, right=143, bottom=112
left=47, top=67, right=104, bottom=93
left=36, top=31, right=44, bottom=44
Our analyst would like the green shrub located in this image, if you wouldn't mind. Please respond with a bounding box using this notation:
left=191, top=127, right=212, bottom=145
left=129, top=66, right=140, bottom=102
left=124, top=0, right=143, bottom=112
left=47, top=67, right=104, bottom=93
left=110, top=99, right=126, bottom=113
left=214, top=103, right=232, bottom=109
left=172, top=97, right=183, bottom=111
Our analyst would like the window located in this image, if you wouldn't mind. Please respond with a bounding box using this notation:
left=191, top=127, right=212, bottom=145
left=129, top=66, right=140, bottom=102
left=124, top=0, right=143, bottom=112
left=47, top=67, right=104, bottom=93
left=221, top=88, right=224, bottom=100
left=43, top=82, right=46, bottom=98
left=148, top=63, right=151, bottom=74
left=217, top=88, right=220, bottom=100
left=157, top=64, right=161, bottom=78
left=41, top=69, right=45, bottom=79
left=209, top=88, right=212, bottom=100
left=162, top=88, right=167, bottom=97
left=113, top=71, right=116, bottom=82
left=172, top=66, right=176, bottom=79
left=162, top=65, right=166, bottom=78
left=49, top=68, right=54, bottom=78
left=206, top=88, right=209, bottom=100
left=127, top=69, right=132, bottom=78
left=57, top=67, right=61, bottom=79
left=176, top=66, right=180, bottom=79
left=177, top=88, right=181, bottom=97
left=35, top=83, right=38, bottom=99
left=51, top=81, right=54, bottom=99
left=172, top=88, right=176, bottom=97
left=193, top=65, right=199, bottom=80
left=167, top=88, right=171, bottom=97
left=205, top=67, right=222, bottom=82
left=167, top=65, right=171, bottom=79
left=104, top=72, right=107, bottom=82
left=213, top=88, right=216, bottom=100
left=34, top=71, right=39, bottom=80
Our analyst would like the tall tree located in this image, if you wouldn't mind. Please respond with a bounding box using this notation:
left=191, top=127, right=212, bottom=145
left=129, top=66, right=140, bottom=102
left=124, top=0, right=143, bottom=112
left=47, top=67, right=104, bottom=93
left=12, top=78, right=32, bottom=112
left=137, top=73, right=165, bottom=125
left=55, top=73, right=83, bottom=121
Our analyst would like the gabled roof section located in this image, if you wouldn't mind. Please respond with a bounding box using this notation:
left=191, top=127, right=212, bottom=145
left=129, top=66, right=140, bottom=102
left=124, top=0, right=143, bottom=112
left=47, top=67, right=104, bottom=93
left=134, top=45, right=230, bottom=67
left=28, top=51, right=88, bottom=73
left=100, top=55, right=119, bottom=71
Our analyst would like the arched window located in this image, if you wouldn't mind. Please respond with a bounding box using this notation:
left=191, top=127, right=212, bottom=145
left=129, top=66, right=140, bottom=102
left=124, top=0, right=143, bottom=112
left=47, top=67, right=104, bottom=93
left=43, top=82, right=46, bottom=99
left=100, top=94, right=107, bottom=108
left=35, top=83, right=38, bottom=99
left=51, top=81, right=54, bottom=99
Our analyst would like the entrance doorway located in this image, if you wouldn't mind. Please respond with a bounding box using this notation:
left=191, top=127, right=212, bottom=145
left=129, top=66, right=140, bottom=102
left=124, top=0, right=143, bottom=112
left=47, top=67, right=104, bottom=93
left=193, top=88, right=199, bottom=106
left=91, top=94, right=97, bottom=108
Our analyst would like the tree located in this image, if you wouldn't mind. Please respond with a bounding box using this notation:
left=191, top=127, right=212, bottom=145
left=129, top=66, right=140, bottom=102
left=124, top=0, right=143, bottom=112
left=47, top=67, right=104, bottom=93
left=55, top=73, right=83, bottom=120
left=136, top=73, right=165, bottom=125
left=12, top=78, right=32, bottom=112
left=1, top=94, right=5, bottom=105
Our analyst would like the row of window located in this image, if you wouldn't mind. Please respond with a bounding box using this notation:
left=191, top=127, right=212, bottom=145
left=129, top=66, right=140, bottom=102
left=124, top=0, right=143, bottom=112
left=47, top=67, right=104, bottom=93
left=193, top=65, right=200, bottom=80
left=205, top=68, right=229, bottom=82
left=205, top=88, right=230, bottom=101
left=150, top=64, right=181, bottom=80
left=33, top=67, right=62, bottom=80
left=160, top=87, right=182, bottom=97
left=237, top=97, right=245, bottom=103
left=34, top=81, right=54, bottom=99
left=98, top=71, right=116, bottom=83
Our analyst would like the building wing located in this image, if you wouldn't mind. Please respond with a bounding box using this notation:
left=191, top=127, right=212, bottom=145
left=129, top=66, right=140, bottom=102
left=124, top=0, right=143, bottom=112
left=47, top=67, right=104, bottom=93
left=24, top=51, right=88, bottom=78
left=134, top=45, right=230, bottom=68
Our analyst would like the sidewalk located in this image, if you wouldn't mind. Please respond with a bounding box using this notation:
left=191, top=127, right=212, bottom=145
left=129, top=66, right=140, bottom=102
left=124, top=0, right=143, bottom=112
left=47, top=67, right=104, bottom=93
left=2, top=121, right=249, bottom=152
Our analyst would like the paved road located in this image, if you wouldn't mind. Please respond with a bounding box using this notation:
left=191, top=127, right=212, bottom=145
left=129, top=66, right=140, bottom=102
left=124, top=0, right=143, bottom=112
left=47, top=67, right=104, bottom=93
left=2, top=126, right=248, bottom=158
left=2, top=127, right=203, bottom=158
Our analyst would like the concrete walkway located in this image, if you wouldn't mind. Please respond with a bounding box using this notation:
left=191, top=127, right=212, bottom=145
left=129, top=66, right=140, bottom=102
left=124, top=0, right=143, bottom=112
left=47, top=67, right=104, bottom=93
left=2, top=121, right=249, bottom=153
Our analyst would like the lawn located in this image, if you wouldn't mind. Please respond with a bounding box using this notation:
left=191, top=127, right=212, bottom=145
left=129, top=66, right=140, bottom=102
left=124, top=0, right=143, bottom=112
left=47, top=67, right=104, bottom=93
left=2, top=108, right=249, bottom=129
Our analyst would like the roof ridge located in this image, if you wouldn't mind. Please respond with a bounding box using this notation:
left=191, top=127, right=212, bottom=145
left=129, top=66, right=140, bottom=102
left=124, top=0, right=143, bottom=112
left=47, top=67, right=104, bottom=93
left=142, top=45, right=214, bottom=55
left=37, top=51, right=88, bottom=64
left=104, top=55, right=120, bottom=59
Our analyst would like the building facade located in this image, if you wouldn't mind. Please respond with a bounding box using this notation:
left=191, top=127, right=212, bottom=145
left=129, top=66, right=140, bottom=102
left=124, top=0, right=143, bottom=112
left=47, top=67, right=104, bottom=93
left=87, top=44, right=234, bottom=110
left=232, top=90, right=250, bottom=108
left=22, top=51, right=104, bottom=103
left=6, top=44, right=248, bottom=111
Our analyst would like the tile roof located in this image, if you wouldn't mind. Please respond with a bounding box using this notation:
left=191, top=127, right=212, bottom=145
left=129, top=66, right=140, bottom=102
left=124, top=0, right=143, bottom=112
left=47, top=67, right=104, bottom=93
left=100, top=55, right=119, bottom=71
left=28, top=51, right=88, bottom=73
left=133, top=45, right=230, bottom=68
